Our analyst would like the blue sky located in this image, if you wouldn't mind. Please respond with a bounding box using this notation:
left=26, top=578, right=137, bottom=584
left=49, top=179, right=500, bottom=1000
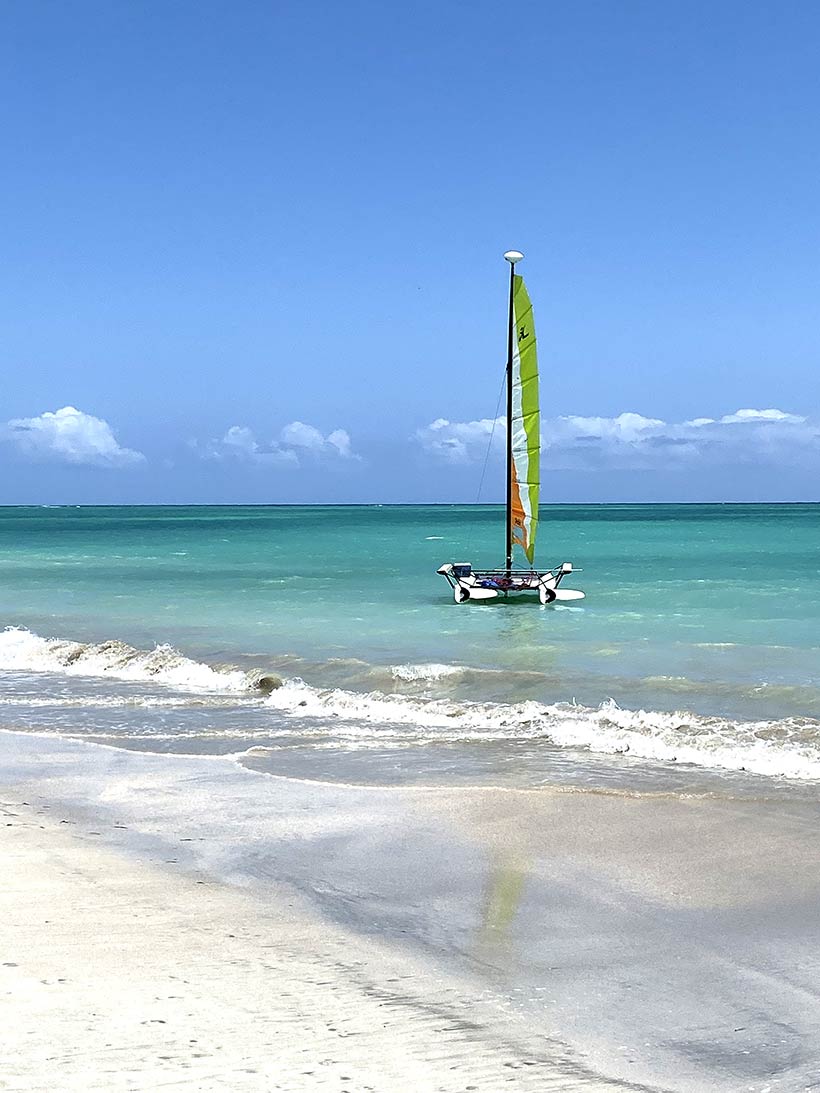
left=1, top=0, right=818, bottom=503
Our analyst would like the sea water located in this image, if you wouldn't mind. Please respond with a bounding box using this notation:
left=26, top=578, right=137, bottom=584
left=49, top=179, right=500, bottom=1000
left=0, top=503, right=818, bottom=788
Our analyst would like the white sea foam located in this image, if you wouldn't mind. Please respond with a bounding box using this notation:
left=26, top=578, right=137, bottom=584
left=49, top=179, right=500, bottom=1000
left=3, top=627, right=820, bottom=781
left=390, top=663, right=465, bottom=682
left=0, top=627, right=255, bottom=693
left=0, top=694, right=242, bottom=709
left=263, top=680, right=820, bottom=781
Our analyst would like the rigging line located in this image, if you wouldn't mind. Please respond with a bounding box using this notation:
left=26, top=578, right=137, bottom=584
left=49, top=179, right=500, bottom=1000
left=475, top=370, right=507, bottom=504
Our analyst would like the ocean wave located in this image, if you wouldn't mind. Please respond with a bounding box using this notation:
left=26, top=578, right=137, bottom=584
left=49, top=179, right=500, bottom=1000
left=263, top=679, right=820, bottom=781
left=0, top=627, right=278, bottom=694
left=3, top=627, right=820, bottom=781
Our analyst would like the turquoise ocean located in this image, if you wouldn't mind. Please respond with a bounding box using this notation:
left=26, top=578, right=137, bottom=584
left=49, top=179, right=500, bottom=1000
left=1, top=503, right=819, bottom=789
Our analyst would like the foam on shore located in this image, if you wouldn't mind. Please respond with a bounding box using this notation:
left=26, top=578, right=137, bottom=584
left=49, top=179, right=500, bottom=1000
left=3, top=625, right=820, bottom=782
left=263, top=680, right=820, bottom=781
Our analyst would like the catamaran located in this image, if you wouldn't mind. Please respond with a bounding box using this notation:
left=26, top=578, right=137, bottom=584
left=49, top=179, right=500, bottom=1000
left=437, top=250, right=585, bottom=605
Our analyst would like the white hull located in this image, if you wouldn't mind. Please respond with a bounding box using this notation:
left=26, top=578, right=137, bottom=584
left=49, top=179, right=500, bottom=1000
left=437, top=562, right=584, bottom=605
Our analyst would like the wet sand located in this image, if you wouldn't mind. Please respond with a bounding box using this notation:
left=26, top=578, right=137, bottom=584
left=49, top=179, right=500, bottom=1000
left=2, top=730, right=820, bottom=1091
left=1, top=798, right=633, bottom=1092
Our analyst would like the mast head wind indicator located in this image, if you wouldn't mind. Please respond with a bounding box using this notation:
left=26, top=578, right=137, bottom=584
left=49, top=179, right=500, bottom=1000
left=503, top=250, right=524, bottom=265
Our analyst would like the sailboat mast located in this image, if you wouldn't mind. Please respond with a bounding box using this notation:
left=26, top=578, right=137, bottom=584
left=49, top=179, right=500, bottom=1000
left=503, top=250, right=523, bottom=578
left=505, top=260, right=515, bottom=577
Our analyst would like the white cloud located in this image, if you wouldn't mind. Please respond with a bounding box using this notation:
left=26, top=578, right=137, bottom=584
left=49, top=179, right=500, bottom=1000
left=413, top=417, right=504, bottom=464
left=415, top=408, right=819, bottom=471
left=716, top=408, right=806, bottom=425
left=326, top=429, right=355, bottom=459
left=280, top=421, right=359, bottom=460
left=201, top=421, right=359, bottom=466
left=279, top=421, right=326, bottom=452
left=1, top=406, right=145, bottom=467
left=549, top=412, right=665, bottom=445
left=216, top=425, right=298, bottom=466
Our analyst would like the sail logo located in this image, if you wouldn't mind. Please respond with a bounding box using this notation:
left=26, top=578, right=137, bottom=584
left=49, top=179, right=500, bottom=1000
left=518, top=325, right=529, bottom=343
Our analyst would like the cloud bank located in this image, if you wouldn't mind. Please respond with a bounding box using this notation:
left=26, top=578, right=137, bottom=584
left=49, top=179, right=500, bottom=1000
left=199, top=421, right=360, bottom=467
left=1, top=407, right=145, bottom=467
left=415, top=408, right=819, bottom=470
left=414, top=417, right=503, bottom=465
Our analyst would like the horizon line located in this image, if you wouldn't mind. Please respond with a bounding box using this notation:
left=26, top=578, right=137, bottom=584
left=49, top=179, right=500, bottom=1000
left=1, top=500, right=818, bottom=510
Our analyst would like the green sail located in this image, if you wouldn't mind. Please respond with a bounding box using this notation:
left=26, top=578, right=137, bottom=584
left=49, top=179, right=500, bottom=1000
left=509, top=274, right=539, bottom=563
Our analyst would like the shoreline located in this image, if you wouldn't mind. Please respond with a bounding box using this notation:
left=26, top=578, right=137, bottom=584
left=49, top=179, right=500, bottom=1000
left=3, top=730, right=820, bottom=1090
left=4, top=624, right=820, bottom=781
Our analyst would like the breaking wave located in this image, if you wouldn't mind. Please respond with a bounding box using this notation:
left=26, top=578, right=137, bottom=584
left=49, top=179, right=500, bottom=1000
left=2, top=627, right=820, bottom=781
left=0, top=627, right=276, bottom=693
left=262, top=679, right=820, bottom=781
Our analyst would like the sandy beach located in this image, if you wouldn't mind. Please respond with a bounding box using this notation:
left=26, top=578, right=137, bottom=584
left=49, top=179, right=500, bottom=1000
left=0, top=737, right=640, bottom=1093
left=4, top=803, right=622, bottom=1092
left=3, top=730, right=820, bottom=1092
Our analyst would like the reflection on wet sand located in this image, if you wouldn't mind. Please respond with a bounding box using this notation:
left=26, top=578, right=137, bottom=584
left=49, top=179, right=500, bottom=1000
left=421, top=786, right=820, bottom=1089
left=5, top=731, right=820, bottom=1092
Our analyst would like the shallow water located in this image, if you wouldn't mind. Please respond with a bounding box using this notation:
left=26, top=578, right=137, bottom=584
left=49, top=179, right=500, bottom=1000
left=0, top=503, right=818, bottom=788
